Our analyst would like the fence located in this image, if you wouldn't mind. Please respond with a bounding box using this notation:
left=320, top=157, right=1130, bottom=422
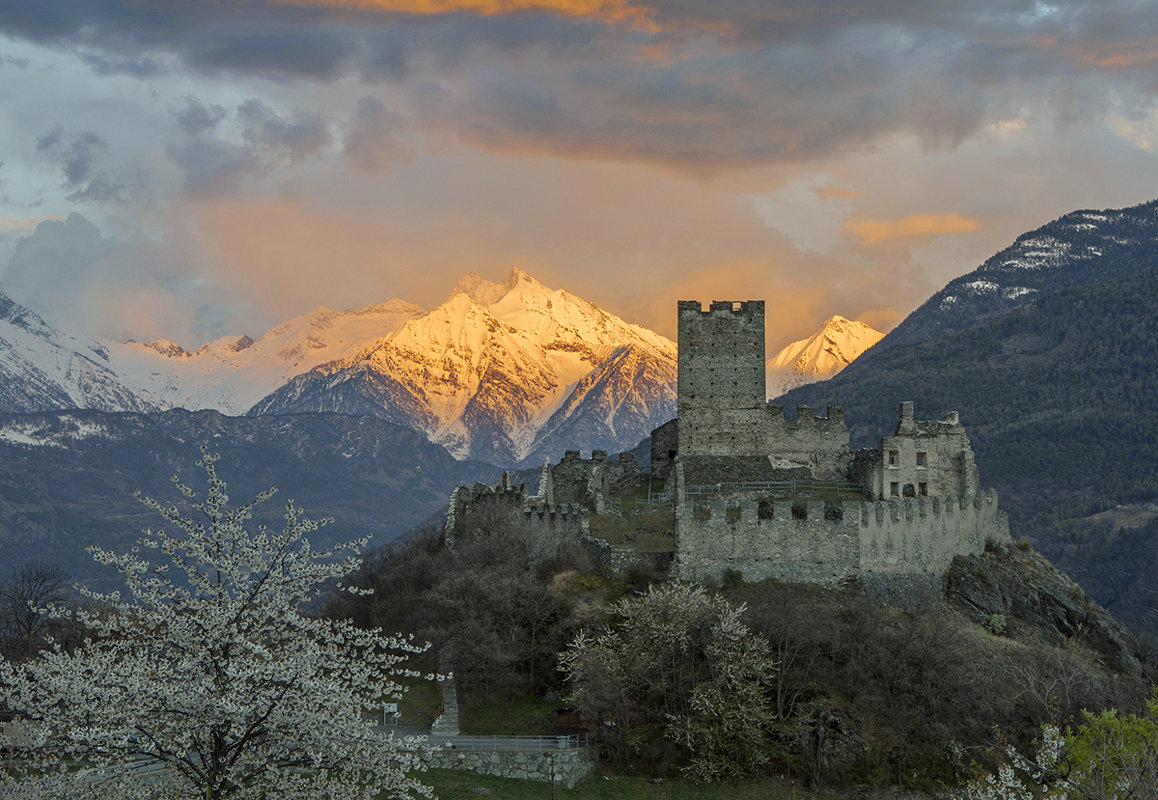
left=426, top=733, right=598, bottom=752
left=684, top=479, right=863, bottom=498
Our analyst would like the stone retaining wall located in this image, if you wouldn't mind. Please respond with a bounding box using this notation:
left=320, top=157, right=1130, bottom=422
left=424, top=747, right=595, bottom=788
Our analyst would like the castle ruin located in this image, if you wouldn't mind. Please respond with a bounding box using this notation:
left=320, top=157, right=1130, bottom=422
left=445, top=299, right=1009, bottom=591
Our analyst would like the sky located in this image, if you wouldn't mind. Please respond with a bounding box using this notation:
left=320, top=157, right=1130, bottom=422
left=2, top=1, right=1158, bottom=350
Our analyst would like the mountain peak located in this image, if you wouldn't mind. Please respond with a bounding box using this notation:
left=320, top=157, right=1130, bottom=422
left=767, top=316, right=884, bottom=398
left=449, top=268, right=544, bottom=307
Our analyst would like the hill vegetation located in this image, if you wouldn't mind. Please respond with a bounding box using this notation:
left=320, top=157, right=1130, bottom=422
left=329, top=525, right=1157, bottom=793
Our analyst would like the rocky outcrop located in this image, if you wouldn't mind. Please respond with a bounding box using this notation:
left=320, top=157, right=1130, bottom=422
left=945, top=543, right=1142, bottom=675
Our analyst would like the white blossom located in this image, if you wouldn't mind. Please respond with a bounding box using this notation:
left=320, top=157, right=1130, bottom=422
left=0, top=446, right=434, bottom=800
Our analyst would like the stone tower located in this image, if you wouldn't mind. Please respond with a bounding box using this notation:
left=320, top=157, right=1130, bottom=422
left=677, top=300, right=767, bottom=456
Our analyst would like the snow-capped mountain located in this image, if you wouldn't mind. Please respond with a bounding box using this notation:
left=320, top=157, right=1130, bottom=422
left=880, top=198, right=1158, bottom=350
left=766, top=315, right=884, bottom=398
left=105, top=300, right=426, bottom=413
left=250, top=269, right=678, bottom=465
left=0, top=289, right=158, bottom=413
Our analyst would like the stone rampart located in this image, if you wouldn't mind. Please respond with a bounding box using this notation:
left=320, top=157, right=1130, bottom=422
left=675, top=490, right=1009, bottom=587
left=858, top=490, right=1008, bottom=575
left=445, top=477, right=586, bottom=546
left=675, top=497, right=860, bottom=585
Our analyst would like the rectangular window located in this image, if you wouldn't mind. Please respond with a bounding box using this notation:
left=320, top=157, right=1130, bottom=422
left=888, top=451, right=898, bottom=467
left=916, top=452, right=927, bottom=468
left=890, top=482, right=899, bottom=496
left=919, top=482, right=928, bottom=496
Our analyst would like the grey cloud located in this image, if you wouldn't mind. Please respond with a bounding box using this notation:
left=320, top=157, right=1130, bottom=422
left=0, top=211, right=236, bottom=342
left=35, top=127, right=126, bottom=204
left=4, top=0, right=1158, bottom=172
left=172, top=96, right=227, bottom=137
left=164, top=139, right=251, bottom=196
left=0, top=52, right=30, bottom=69
left=79, top=50, right=161, bottom=77
left=166, top=99, right=330, bottom=195
left=237, top=99, right=330, bottom=162
left=343, top=97, right=414, bottom=174
left=1, top=212, right=110, bottom=326
left=184, top=23, right=355, bottom=80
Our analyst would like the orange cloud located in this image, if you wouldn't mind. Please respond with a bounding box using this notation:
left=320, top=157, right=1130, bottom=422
left=842, top=212, right=982, bottom=245
left=268, top=0, right=653, bottom=25
left=1080, top=37, right=1158, bottom=68
left=0, top=214, right=62, bottom=232
left=814, top=184, right=860, bottom=201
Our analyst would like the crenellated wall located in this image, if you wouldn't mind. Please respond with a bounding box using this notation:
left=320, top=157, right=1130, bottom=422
left=674, top=458, right=1008, bottom=586
left=857, top=490, right=1006, bottom=575
left=445, top=474, right=587, bottom=546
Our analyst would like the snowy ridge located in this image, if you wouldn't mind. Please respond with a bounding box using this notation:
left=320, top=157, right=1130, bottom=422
left=766, top=316, right=884, bottom=398
left=106, top=300, right=426, bottom=413
left=0, top=290, right=158, bottom=413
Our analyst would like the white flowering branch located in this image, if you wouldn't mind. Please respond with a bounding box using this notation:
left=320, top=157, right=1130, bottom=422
left=0, top=445, right=434, bottom=800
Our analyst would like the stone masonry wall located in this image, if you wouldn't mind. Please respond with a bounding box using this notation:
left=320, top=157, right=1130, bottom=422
left=446, top=478, right=586, bottom=546
left=763, top=404, right=850, bottom=478
left=869, top=403, right=980, bottom=500
left=424, top=747, right=594, bottom=788
left=675, top=497, right=861, bottom=585
left=858, top=490, right=1008, bottom=575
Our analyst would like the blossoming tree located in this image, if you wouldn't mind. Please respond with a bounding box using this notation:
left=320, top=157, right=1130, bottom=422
left=0, top=447, right=433, bottom=800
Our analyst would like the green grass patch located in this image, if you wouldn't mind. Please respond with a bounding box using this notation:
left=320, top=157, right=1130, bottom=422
left=459, top=692, right=562, bottom=735
left=410, top=768, right=839, bottom=800
left=396, top=675, right=441, bottom=728
left=610, top=479, right=670, bottom=514
left=588, top=511, right=674, bottom=552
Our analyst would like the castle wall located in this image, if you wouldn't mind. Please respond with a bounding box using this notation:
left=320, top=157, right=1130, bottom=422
left=673, top=463, right=1010, bottom=587
left=445, top=477, right=586, bottom=546
left=858, top=491, right=1008, bottom=576
left=675, top=497, right=860, bottom=586
left=649, top=418, right=678, bottom=480
left=763, top=404, right=850, bottom=478
left=550, top=450, right=611, bottom=504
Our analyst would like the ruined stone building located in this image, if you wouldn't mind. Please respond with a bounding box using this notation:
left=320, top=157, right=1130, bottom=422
left=668, top=299, right=1008, bottom=589
left=445, top=299, right=1009, bottom=592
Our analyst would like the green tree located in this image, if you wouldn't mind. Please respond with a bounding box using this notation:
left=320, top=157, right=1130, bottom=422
left=963, top=692, right=1158, bottom=800
left=560, top=583, right=776, bottom=779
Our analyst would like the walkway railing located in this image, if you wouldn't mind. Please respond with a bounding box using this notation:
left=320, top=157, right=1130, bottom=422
left=684, top=479, right=863, bottom=497
left=425, top=734, right=598, bottom=752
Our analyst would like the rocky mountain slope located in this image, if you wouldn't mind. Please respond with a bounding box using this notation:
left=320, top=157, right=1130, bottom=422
left=249, top=270, right=677, bottom=465
left=765, top=315, right=883, bottom=397
left=0, top=290, right=158, bottom=414
left=0, top=409, right=497, bottom=592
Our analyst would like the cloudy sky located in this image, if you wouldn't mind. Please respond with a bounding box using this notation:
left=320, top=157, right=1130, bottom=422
left=2, top=1, right=1157, bottom=349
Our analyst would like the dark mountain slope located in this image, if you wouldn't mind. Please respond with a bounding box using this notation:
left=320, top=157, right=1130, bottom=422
left=879, top=198, right=1158, bottom=350
left=0, top=409, right=497, bottom=592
